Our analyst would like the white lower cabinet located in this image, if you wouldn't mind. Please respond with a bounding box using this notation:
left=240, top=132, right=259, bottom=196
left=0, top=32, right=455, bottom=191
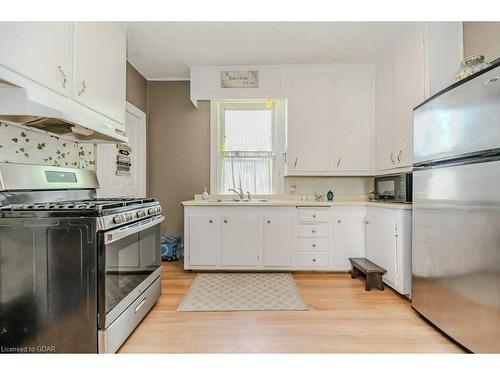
left=296, top=208, right=331, bottom=269
left=298, top=252, right=329, bottom=267
left=332, top=206, right=366, bottom=269
left=365, top=216, right=398, bottom=285
left=187, top=215, right=220, bottom=266
left=184, top=206, right=295, bottom=270
left=222, top=215, right=260, bottom=267
left=263, top=215, right=294, bottom=267
left=184, top=204, right=411, bottom=294
left=365, top=206, right=412, bottom=295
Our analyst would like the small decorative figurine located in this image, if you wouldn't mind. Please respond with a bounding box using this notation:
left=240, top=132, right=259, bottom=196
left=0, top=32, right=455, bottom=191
left=327, top=190, right=334, bottom=201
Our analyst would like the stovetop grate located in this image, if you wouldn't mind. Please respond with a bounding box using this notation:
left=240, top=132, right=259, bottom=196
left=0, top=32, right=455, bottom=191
left=0, top=197, right=157, bottom=212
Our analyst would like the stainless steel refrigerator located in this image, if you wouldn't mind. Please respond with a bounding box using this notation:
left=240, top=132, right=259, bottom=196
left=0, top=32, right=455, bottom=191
left=412, top=61, right=500, bottom=353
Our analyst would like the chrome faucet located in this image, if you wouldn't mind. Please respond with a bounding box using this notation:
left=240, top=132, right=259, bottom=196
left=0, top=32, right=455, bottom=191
left=228, top=187, right=244, bottom=200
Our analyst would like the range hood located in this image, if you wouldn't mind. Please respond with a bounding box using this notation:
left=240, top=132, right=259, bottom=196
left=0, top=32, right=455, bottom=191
left=0, top=85, right=127, bottom=143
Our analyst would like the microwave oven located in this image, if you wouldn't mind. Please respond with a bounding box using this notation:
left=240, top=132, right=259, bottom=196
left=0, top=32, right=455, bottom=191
left=374, top=173, right=412, bottom=203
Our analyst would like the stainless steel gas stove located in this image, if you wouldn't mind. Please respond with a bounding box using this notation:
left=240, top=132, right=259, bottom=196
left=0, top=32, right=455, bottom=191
left=0, top=163, right=163, bottom=353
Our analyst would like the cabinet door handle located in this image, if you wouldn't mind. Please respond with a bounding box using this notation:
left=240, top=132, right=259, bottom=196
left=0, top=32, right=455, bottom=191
left=57, top=65, right=67, bottom=88
left=312, top=214, right=316, bottom=218
left=224, top=219, right=228, bottom=224
left=390, top=153, right=395, bottom=164
left=78, top=80, right=86, bottom=96
left=397, top=150, right=402, bottom=163
left=337, top=219, right=342, bottom=223
left=209, top=219, right=213, bottom=223
left=312, top=258, right=317, bottom=262
left=294, top=157, right=298, bottom=168
left=312, top=244, right=316, bottom=248
left=312, top=229, right=316, bottom=234
left=366, top=220, right=370, bottom=224
left=337, top=157, right=341, bottom=168
left=267, top=220, right=271, bottom=224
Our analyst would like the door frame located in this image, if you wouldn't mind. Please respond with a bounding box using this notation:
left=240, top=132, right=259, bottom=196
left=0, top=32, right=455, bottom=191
left=96, top=102, right=146, bottom=197
left=126, top=102, right=147, bottom=197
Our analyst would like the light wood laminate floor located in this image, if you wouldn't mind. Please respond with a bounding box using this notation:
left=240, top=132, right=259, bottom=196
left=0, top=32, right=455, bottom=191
left=119, top=261, right=463, bottom=353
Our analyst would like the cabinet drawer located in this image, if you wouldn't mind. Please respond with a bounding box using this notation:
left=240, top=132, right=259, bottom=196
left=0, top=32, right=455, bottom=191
left=298, top=252, right=329, bottom=267
left=297, top=208, right=330, bottom=222
left=298, top=224, right=329, bottom=238
left=298, top=237, right=329, bottom=251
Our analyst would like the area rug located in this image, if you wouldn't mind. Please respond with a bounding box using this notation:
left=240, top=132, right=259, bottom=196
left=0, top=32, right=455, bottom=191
left=177, top=273, right=308, bottom=312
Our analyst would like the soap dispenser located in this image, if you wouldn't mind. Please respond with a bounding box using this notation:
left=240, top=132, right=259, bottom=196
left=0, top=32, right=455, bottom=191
left=202, top=187, right=210, bottom=200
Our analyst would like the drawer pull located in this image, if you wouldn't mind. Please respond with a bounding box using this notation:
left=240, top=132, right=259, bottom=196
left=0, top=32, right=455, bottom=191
left=337, top=219, right=342, bottom=223
left=267, top=220, right=271, bottom=224
left=312, top=229, right=316, bottom=234
left=209, top=219, right=213, bottom=223
left=224, top=219, right=228, bottom=223
left=312, top=214, right=316, bottom=218
left=312, top=244, right=316, bottom=248
left=134, top=298, right=147, bottom=313
left=312, top=258, right=317, bottom=262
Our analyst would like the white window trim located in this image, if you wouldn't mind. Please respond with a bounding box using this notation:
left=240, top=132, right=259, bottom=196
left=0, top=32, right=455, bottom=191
left=210, top=99, right=285, bottom=196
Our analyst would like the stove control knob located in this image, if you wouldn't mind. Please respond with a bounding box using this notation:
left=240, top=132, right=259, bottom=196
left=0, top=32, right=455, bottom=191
left=125, top=213, right=132, bottom=221
left=148, top=208, right=155, bottom=215
left=113, top=215, right=123, bottom=224
left=156, top=207, right=162, bottom=214
left=136, top=210, right=145, bottom=218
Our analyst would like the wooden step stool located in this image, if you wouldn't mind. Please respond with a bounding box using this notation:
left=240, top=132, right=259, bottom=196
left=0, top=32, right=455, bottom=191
left=349, top=257, right=387, bottom=291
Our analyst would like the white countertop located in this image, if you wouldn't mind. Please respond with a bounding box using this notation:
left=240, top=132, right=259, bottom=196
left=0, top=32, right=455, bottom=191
left=181, top=198, right=412, bottom=210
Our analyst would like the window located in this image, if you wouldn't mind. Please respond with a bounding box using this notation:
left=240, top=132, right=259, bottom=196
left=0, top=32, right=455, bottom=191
left=211, top=100, right=284, bottom=195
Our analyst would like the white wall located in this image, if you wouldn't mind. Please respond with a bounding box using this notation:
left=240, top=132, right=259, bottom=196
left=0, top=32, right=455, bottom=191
left=284, top=176, right=373, bottom=198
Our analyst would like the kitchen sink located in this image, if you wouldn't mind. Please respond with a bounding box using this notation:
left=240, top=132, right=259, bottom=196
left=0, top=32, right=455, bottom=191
left=207, top=199, right=269, bottom=203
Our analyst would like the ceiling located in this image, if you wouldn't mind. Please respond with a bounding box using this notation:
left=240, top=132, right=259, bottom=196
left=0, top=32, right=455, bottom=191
left=126, top=22, right=418, bottom=80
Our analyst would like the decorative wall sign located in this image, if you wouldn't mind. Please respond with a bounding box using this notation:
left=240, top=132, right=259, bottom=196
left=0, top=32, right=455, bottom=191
left=220, top=71, right=259, bottom=88
left=116, top=143, right=131, bottom=176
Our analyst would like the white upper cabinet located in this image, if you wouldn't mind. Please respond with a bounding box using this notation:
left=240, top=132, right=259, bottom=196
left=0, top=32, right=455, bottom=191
left=284, top=65, right=375, bottom=176
left=393, top=27, right=425, bottom=168
left=0, top=22, right=73, bottom=96
left=423, top=22, right=464, bottom=98
left=332, top=66, right=375, bottom=174
left=0, top=22, right=127, bottom=140
left=284, top=68, right=333, bottom=174
left=375, top=22, right=462, bottom=173
left=73, top=22, right=126, bottom=125
left=375, top=54, right=396, bottom=171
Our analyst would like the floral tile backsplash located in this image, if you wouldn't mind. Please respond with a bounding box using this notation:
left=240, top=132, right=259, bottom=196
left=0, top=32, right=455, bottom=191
left=0, top=122, right=96, bottom=170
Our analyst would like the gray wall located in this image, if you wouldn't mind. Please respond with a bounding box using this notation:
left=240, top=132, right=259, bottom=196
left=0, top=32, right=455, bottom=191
left=147, top=81, right=210, bottom=235
left=463, top=22, right=500, bottom=62
left=126, top=62, right=148, bottom=112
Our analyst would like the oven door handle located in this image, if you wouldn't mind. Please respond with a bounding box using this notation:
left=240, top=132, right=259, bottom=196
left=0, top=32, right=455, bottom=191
left=104, top=215, right=165, bottom=245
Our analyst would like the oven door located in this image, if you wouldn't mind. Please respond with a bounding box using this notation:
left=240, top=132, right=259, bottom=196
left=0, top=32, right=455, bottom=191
left=98, top=215, right=163, bottom=329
